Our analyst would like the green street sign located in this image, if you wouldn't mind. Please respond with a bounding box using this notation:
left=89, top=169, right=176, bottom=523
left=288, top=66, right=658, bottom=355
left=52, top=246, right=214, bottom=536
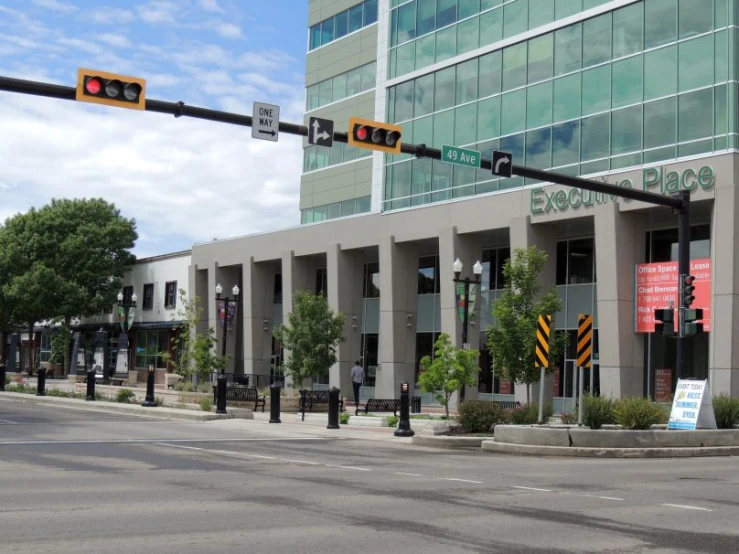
left=442, top=145, right=481, bottom=169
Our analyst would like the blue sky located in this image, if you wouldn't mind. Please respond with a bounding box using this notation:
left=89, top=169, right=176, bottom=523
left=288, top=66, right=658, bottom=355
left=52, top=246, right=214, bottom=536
left=0, top=0, right=309, bottom=257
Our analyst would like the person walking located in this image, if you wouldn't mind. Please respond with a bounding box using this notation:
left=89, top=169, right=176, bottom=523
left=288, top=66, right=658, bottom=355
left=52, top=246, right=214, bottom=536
left=351, top=360, right=364, bottom=408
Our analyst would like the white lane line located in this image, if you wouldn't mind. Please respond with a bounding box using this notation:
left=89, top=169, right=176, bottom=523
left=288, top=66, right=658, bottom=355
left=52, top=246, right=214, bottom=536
left=442, top=478, right=483, bottom=484
left=512, top=486, right=552, bottom=492
left=0, top=419, right=19, bottom=425
left=337, top=466, right=371, bottom=471
left=281, top=459, right=319, bottom=465
left=660, top=503, right=713, bottom=512
left=0, top=437, right=332, bottom=446
left=598, top=496, right=625, bottom=501
left=394, top=472, right=423, bottom=477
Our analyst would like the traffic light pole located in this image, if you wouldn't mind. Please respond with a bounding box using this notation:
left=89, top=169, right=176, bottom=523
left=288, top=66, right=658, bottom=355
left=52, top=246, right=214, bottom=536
left=676, top=189, right=691, bottom=380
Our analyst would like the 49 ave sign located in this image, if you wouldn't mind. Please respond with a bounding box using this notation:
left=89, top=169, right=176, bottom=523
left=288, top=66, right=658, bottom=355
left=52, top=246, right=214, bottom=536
left=530, top=165, right=715, bottom=215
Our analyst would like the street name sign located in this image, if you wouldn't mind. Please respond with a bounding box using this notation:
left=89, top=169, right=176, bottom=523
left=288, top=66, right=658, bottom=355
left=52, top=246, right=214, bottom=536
left=492, top=150, right=513, bottom=177
left=252, top=101, right=279, bottom=142
left=442, top=145, right=480, bottom=168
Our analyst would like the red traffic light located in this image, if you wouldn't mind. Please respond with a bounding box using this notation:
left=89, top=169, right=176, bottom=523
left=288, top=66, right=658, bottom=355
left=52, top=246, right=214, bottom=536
left=347, top=117, right=403, bottom=154
left=84, top=77, right=102, bottom=95
left=355, top=125, right=369, bottom=141
left=76, top=68, right=146, bottom=110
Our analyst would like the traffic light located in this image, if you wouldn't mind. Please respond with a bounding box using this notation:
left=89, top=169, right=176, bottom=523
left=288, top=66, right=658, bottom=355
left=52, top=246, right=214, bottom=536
left=347, top=117, right=402, bottom=154
left=684, top=308, right=705, bottom=336
left=654, top=308, right=675, bottom=337
left=681, top=274, right=696, bottom=308
left=76, top=68, right=146, bottom=110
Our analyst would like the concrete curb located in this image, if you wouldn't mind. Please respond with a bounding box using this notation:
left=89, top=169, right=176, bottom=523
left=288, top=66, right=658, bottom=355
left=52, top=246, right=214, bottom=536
left=0, top=393, right=249, bottom=422
left=412, top=435, right=488, bottom=448
left=481, top=440, right=739, bottom=458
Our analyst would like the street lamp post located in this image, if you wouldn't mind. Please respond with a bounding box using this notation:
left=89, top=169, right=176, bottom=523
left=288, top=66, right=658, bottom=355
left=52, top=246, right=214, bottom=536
left=215, top=283, right=240, bottom=414
left=452, top=258, right=483, bottom=403
left=115, top=290, right=137, bottom=379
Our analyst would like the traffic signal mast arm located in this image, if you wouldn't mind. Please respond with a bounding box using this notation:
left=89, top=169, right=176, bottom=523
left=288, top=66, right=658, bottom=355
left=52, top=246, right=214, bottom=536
left=0, top=73, right=684, bottom=212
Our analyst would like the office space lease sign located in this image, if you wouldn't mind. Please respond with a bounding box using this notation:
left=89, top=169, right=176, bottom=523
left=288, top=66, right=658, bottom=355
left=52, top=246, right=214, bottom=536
left=635, top=258, right=711, bottom=333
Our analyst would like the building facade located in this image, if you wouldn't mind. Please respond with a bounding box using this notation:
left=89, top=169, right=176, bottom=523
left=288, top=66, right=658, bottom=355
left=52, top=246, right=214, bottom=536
left=187, top=0, right=739, bottom=405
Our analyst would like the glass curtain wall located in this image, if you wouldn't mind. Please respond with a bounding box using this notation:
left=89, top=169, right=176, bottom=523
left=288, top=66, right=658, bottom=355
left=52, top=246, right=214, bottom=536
left=383, top=0, right=735, bottom=211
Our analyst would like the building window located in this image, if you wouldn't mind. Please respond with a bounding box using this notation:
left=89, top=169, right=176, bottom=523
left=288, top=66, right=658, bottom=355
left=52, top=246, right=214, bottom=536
left=122, top=286, right=134, bottom=305
left=556, top=238, right=595, bottom=285
left=164, top=281, right=177, bottom=308
left=363, top=262, right=380, bottom=298
left=315, top=268, right=327, bottom=296
left=305, top=62, right=376, bottom=111
left=418, top=255, right=440, bottom=294
left=143, top=284, right=154, bottom=311
left=481, top=247, right=511, bottom=291
left=135, top=330, right=170, bottom=369
left=274, top=273, right=282, bottom=304
left=308, top=0, right=378, bottom=51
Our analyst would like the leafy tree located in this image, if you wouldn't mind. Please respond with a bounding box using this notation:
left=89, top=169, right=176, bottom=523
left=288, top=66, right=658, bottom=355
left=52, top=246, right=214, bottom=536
left=486, top=246, right=565, bottom=403
left=165, top=289, right=225, bottom=383
left=0, top=198, right=137, bottom=373
left=272, top=291, right=345, bottom=388
left=419, top=333, right=481, bottom=418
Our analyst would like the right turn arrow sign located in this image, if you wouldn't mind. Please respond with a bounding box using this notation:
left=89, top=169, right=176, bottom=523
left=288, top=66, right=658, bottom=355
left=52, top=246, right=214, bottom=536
left=492, top=150, right=513, bottom=178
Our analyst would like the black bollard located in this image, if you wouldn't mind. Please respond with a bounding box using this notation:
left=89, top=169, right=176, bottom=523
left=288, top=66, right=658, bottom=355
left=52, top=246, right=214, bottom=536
left=36, top=367, right=46, bottom=397
left=86, top=369, right=96, bottom=401
left=0, top=364, right=6, bottom=392
left=269, top=384, right=281, bottom=423
left=394, top=382, right=415, bottom=437
left=327, top=386, right=340, bottom=429
left=215, top=372, right=228, bottom=414
left=141, top=366, right=157, bottom=407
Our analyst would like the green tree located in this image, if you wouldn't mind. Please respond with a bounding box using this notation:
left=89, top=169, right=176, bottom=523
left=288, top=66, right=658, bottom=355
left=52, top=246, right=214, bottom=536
left=0, top=198, right=137, bottom=373
left=486, top=246, right=565, bottom=403
left=272, top=291, right=345, bottom=388
left=165, top=289, right=225, bottom=383
left=419, top=332, right=481, bottom=418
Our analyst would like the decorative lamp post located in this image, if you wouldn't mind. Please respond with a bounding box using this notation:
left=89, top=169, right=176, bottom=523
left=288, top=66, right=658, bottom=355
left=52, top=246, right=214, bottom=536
left=452, top=258, right=483, bottom=403
left=115, top=290, right=137, bottom=378
left=215, top=283, right=240, bottom=414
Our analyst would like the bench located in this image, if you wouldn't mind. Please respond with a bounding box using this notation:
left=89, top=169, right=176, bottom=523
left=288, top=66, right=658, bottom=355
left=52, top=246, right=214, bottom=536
left=212, top=384, right=265, bottom=412
left=299, top=390, right=345, bottom=415
left=83, top=376, right=124, bottom=386
left=493, top=401, right=521, bottom=409
left=356, top=397, right=422, bottom=416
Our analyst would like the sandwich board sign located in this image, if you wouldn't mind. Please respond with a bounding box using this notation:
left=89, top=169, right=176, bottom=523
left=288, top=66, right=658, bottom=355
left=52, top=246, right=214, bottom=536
left=667, top=379, right=717, bottom=430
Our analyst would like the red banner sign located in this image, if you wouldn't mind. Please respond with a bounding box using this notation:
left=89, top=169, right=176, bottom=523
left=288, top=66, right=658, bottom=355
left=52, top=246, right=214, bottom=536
left=635, top=258, right=711, bottom=333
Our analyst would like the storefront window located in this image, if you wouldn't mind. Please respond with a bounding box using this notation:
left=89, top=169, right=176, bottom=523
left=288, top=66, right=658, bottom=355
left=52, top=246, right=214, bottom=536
left=363, top=262, right=380, bottom=298
left=135, top=330, right=169, bottom=369
left=418, top=255, right=440, bottom=294
left=556, top=238, right=595, bottom=285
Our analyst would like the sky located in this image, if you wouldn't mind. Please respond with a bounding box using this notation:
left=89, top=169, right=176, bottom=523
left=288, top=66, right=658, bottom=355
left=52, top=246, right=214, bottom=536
left=0, top=0, right=308, bottom=258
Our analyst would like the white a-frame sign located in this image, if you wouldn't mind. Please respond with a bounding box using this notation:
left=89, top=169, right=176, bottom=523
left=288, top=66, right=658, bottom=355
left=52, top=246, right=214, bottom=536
left=668, top=379, right=717, bottom=430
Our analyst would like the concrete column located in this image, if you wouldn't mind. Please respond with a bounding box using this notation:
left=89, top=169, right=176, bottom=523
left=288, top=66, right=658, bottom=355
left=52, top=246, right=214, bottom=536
left=281, top=251, right=316, bottom=388
left=326, top=244, right=364, bottom=395
left=242, top=257, right=273, bottom=385
left=439, top=226, right=484, bottom=407
left=206, top=261, right=218, bottom=346
left=710, top=169, right=739, bottom=395
left=594, top=204, right=647, bottom=399
left=509, top=216, right=557, bottom=406
left=377, top=236, right=419, bottom=399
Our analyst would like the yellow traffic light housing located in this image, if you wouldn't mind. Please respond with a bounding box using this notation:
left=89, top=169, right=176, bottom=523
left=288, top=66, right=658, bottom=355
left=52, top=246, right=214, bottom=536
left=348, top=117, right=402, bottom=154
left=76, top=68, right=146, bottom=110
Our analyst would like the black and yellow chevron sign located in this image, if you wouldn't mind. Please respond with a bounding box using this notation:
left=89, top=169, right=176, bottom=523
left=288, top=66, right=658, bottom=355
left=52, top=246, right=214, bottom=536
left=535, top=314, right=552, bottom=368
left=577, top=313, right=593, bottom=369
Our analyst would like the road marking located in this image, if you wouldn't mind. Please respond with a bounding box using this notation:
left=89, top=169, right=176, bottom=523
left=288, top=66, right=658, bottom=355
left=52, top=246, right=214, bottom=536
left=598, top=496, right=625, bottom=501
left=0, top=437, right=334, bottom=446
left=394, top=472, right=422, bottom=477
left=0, top=419, right=19, bottom=425
left=512, top=486, right=552, bottom=492
left=281, top=459, right=319, bottom=465
left=660, top=503, right=713, bottom=512
left=337, top=466, right=371, bottom=471
left=442, top=478, right=483, bottom=484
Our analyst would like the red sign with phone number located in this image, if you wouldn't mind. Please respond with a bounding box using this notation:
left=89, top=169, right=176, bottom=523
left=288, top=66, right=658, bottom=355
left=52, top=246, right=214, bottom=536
left=635, top=259, right=711, bottom=333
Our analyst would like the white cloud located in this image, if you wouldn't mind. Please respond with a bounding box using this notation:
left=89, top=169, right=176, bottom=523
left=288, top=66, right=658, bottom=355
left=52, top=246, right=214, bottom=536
left=98, top=34, right=132, bottom=48
left=84, top=7, right=136, bottom=24
left=31, top=0, right=78, bottom=13
left=199, top=0, right=225, bottom=13
left=136, top=1, right=180, bottom=24
left=0, top=92, right=303, bottom=256
left=214, top=22, right=244, bottom=39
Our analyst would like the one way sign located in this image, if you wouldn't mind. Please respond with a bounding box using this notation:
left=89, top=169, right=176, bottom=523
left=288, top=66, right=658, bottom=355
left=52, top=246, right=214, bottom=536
left=491, top=150, right=513, bottom=178
left=308, top=117, right=334, bottom=147
left=252, top=101, right=279, bottom=142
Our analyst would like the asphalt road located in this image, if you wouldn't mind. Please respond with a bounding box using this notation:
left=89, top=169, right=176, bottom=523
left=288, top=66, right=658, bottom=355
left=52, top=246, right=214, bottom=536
left=1, top=400, right=738, bottom=553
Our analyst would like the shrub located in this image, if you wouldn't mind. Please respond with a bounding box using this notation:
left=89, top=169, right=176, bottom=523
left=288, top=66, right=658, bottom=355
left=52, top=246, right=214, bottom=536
left=116, top=389, right=136, bottom=403
left=458, top=400, right=505, bottom=433
left=612, top=396, right=664, bottom=430
left=386, top=415, right=399, bottom=428
left=197, top=382, right=211, bottom=393
left=713, top=393, right=739, bottom=429
left=199, top=398, right=213, bottom=412
left=560, top=411, right=577, bottom=425
left=339, top=412, right=350, bottom=425
left=509, top=403, right=553, bottom=425
left=582, top=394, right=615, bottom=429
left=155, top=396, right=164, bottom=407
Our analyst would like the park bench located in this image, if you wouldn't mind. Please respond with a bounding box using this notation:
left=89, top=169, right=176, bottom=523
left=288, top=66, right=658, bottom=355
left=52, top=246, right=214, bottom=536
left=355, top=397, right=422, bottom=416
left=493, top=401, right=521, bottom=409
left=299, top=390, right=345, bottom=415
left=83, top=375, right=124, bottom=386
left=212, top=384, right=266, bottom=412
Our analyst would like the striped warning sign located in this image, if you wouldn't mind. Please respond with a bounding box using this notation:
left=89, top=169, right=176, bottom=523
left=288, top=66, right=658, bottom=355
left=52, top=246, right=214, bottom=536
left=577, top=313, right=593, bottom=369
left=535, top=314, right=552, bottom=368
